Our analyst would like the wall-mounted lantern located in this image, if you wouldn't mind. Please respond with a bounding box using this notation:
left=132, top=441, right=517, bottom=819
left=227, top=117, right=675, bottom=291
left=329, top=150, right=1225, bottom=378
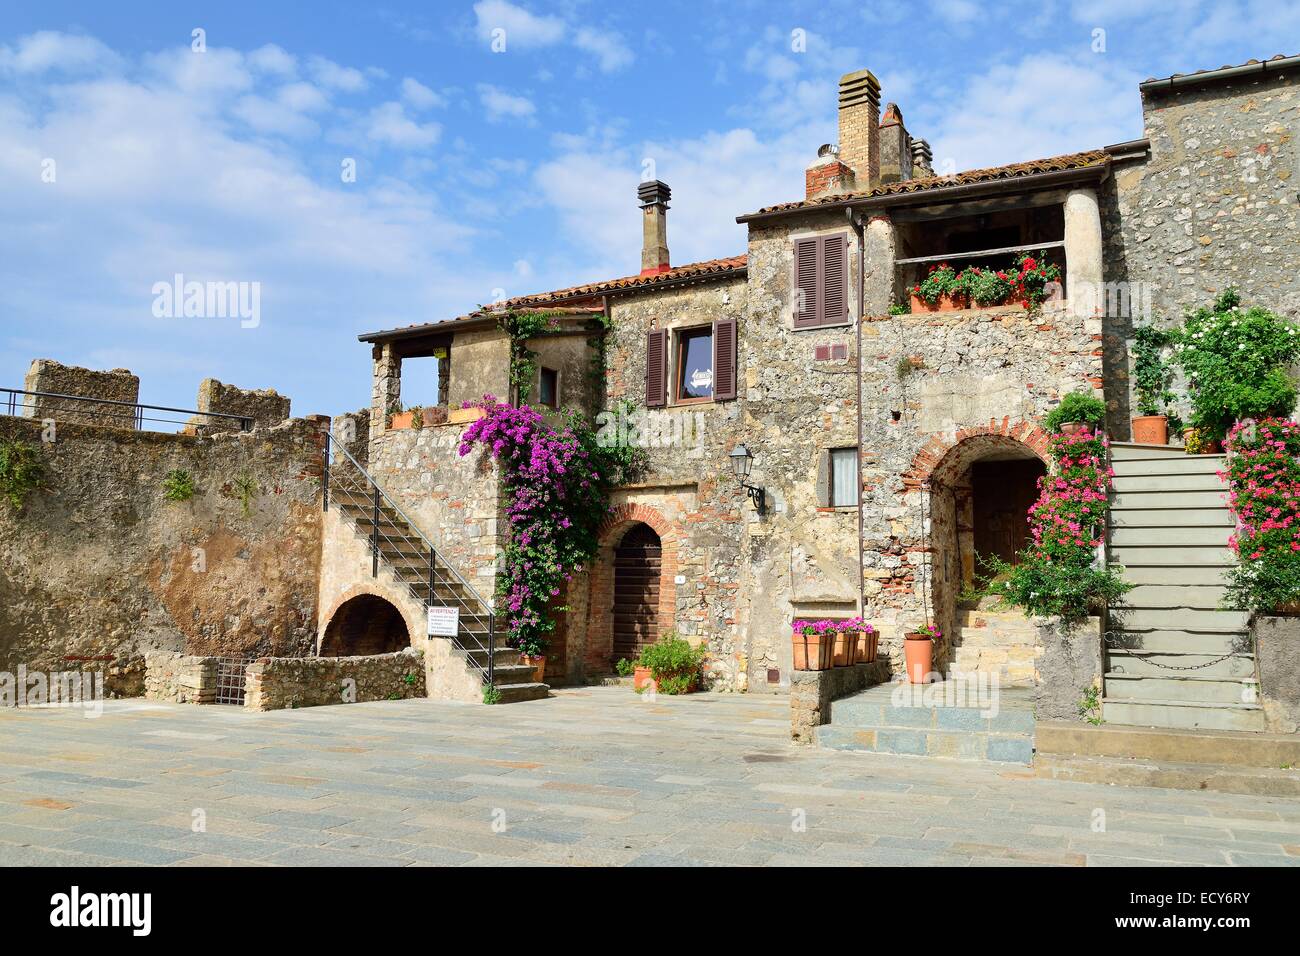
left=729, top=444, right=767, bottom=515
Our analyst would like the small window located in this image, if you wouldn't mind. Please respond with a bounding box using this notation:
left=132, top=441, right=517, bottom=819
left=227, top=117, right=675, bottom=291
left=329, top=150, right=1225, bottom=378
left=828, top=447, right=858, bottom=507
left=539, top=367, right=558, bottom=408
left=675, top=327, right=713, bottom=402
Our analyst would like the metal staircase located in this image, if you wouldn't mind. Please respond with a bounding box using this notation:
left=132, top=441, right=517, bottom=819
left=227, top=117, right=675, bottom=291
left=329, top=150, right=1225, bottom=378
left=322, top=434, right=548, bottom=703
left=1103, top=441, right=1263, bottom=731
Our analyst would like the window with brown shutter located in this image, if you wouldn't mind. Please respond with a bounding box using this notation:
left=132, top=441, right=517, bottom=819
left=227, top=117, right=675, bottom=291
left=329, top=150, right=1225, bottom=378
left=793, top=233, right=849, bottom=329
left=645, top=328, right=667, bottom=407
left=712, top=317, right=737, bottom=401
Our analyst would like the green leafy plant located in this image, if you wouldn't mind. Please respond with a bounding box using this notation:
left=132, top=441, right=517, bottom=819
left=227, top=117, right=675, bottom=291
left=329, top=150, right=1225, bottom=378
left=496, top=309, right=563, bottom=402
left=614, top=657, right=635, bottom=677
left=887, top=302, right=910, bottom=316
left=482, top=684, right=502, bottom=705
left=0, top=438, right=46, bottom=511
left=1173, top=288, right=1300, bottom=441
left=162, top=468, right=195, bottom=502
left=410, top=406, right=424, bottom=430
left=912, top=262, right=960, bottom=305
left=1131, top=325, right=1177, bottom=421
left=402, top=672, right=418, bottom=686
left=232, top=473, right=258, bottom=517
left=895, top=356, right=919, bottom=381
left=635, top=630, right=707, bottom=695
left=1078, top=684, right=1102, bottom=725
left=964, top=266, right=1015, bottom=307
left=1009, top=250, right=1062, bottom=309
left=1043, top=391, right=1107, bottom=434
left=909, top=623, right=941, bottom=639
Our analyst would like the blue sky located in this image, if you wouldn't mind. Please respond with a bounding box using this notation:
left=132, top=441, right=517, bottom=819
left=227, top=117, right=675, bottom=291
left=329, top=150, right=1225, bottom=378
left=1, top=1, right=1293, bottom=417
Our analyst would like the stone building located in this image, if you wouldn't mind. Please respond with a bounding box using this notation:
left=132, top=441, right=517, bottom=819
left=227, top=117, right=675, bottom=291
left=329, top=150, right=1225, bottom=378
left=350, top=54, right=1300, bottom=719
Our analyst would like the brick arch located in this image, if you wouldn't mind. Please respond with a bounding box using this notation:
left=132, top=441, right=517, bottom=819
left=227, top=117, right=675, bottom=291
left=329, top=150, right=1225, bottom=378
left=585, top=504, right=680, bottom=673
left=318, top=582, right=422, bottom=656
left=902, top=418, right=1050, bottom=490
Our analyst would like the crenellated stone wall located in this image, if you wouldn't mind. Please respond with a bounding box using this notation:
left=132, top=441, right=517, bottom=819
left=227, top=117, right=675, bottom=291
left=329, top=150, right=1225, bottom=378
left=23, top=359, right=140, bottom=429
left=192, top=377, right=290, bottom=434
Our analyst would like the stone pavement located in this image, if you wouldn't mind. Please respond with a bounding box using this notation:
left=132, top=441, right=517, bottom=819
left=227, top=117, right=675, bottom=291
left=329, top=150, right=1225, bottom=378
left=1, top=687, right=1299, bottom=866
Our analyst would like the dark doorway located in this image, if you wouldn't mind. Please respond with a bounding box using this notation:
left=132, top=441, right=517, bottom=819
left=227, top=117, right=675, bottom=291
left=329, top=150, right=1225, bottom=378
left=320, top=594, right=410, bottom=657
left=613, top=524, right=662, bottom=664
left=972, top=459, right=1046, bottom=567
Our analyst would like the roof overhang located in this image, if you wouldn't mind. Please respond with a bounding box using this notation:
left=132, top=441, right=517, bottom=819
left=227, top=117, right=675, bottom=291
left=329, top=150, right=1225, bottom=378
left=1140, top=54, right=1300, bottom=95
left=358, top=306, right=603, bottom=345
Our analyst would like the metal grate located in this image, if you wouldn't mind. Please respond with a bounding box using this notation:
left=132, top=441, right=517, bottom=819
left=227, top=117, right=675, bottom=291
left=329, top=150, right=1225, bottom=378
left=214, top=656, right=254, bottom=705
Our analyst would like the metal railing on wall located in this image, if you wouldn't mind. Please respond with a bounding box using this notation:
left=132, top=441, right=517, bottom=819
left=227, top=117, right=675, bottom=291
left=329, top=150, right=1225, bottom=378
left=0, top=387, right=253, bottom=433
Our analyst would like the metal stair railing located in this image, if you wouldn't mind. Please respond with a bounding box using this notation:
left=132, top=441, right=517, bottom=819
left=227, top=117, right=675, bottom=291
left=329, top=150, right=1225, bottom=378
left=322, top=432, right=497, bottom=688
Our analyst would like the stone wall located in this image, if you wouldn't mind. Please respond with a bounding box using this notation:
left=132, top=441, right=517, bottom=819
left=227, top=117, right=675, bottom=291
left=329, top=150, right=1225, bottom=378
left=193, top=377, right=290, bottom=434
left=790, top=659, right=891, bottom=742
left=144, top=652, right=217, bottom=704
left=1034, top=616, right=1103, bottom=721
left=1254, top=616, right=1300, bottom=734
left=23, top=359, right=140, bottom=429
left=1101, top=67, right=1300, bottom=436
left=244, top=647, right=426, bottom=711
left=0, top=415, right=326, bottom=695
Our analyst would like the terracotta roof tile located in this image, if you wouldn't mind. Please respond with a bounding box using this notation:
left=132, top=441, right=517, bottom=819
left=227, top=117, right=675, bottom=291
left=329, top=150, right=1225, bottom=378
left=499, top=255, right=748, bottom=308
left=1143, top=53, right=1298, bottom=86
left=743, top=149, right=1110, bottom=219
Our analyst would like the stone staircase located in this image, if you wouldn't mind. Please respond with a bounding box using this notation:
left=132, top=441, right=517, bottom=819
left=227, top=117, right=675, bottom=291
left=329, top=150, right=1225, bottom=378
left=328, top=457, right=548, bottom=704
left=951, top=604, right=1042, bottom=687
left=815, top=681, right=1036, bottom=764
left=1104, top=442, right=1262, bottom=731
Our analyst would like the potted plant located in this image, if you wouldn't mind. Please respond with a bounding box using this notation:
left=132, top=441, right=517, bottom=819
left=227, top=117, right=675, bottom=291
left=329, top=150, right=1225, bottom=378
left=1044, top=391, right=1107, bottom=436
left=831, top=621, right=856, bottom=667
left=1131, top=325, right=1178, bottom=445
left=635, top=630, right=706, bottom=694
left=904, top=623, right=940, bottom=684
left=791, top=619, right=834, bottom=671
left=517, top=637, right=547, bottom=683
left=909, top=263, right=968, bottom=313
left=388, top=404, right=414, bottom=430
left=840, top=616, right=877, bottom=664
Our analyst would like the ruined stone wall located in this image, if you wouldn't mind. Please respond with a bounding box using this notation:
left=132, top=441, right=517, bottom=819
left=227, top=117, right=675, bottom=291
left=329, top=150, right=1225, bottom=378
left=0, top=416, right=325, bottom=695
left=244, top=647, right=425, bottom=711
left=193, top=377, right=290, bottom=434
left=23, top=359, right=140, bottom=429
left=143, top=652, right=217, bottom=704
left=1101, top=68, right=1300, bottom=435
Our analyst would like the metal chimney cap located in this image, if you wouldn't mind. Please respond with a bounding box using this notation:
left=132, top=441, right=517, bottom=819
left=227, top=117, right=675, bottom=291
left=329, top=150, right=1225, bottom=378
left=638, top=179, right=671, bottom=206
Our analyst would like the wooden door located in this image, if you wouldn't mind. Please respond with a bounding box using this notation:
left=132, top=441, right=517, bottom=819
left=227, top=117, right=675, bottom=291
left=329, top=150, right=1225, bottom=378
left=612, top=524, right=661, bottom=664
left=972, top=459, right=1045, bottom=567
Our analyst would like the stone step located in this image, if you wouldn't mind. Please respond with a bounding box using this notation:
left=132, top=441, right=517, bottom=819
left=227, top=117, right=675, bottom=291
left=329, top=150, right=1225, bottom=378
left=1116, top=565, right=1230, bottom=586
left=957, top=609, right=1035, bottom=627
left=1112, top=456, right=1228, bottom=477
left=1106, top=648, right=1257, bottom=679
left=492, top=682, right=550, bottom=704
left=487, top=663, right=542, bottom=687
left=1035, top=719, right=1300, bottom=767
left=1109, top=525, right=1232, bottom=548
left=1110, top=490, right=1227, bottom=510
left=1111, top=473, right=1226, bottom=493
left=1110, top=545, right=1234, bottom=566
left=1108, top=508, right=1233, bottom=528
left=1110, top=442, right=1221, bottom=461
left=1112, top=606, right=1249, bottom=630
left=829, top=697, right=1035, bottom=736
left=954, top=629, right=1040, bottom=648
left=1107, top=628, right=1252, bottom=655
left=816, top=724, right=1033, bottom=764
left=460, top=645, right=523, bottom=668
left=1105, top=673, right=1259, bottom=705
left=1101, top=697, right=1267, bottom=732
left=1123, top=584, right=1228, bottom=608
left=1033, top=753, right=1300, bottom=797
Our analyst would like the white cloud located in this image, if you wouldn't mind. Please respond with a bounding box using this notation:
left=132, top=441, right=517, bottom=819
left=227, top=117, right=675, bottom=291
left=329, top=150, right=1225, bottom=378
left=0, top=31, right=120, bottom=74
left=144, top=47, right=253, bottom=97
left=472, top=0, right=565, bottom=48
left=573, top=28, right=634, bottom=73
left=247, top=43, right=296, bottom=76
left=366, top=101, right=441, bottom=148
left=307, top=55, right=367, bottom=92
left=400, top=76, right=444, bottom=110
left=933, top=0, right=980, bottom=23
left=478, top=84, right=536, bottom=121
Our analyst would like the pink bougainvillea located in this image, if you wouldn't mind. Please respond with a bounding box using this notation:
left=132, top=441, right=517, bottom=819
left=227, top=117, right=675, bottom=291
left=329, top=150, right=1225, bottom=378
left=1222, top=418, right=1300, bottom=611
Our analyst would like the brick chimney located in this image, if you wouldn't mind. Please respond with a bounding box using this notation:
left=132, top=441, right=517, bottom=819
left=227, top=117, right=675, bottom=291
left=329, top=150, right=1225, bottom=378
left=805, top=144, right=854, bottom=199
left=877, top=102, right=912, bottom=184
left=638, top=180, right=671, bottom=276
left=837, top=68, right=881, bottom=189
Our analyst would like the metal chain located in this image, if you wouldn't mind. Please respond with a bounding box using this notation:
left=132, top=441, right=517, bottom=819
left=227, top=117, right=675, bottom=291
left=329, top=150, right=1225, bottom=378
left=1103, top=629, right=1240, bottom=671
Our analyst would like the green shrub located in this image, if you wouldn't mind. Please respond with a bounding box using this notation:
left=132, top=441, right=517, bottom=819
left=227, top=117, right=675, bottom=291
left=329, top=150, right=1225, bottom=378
left=0, top=438, right=46, bottom=511
left=162, top=469, right=195, bottom=502
left=482, top=684, right=502, bottom=705
left=614, top=658, right=635, bottom=677
left=635, top=631, right=706, bottom=695
left=232, top=473, right=258, bottom=516
left=1222, top=419, right=1300, bottom=612
left=1043, top=391, right=1107, bottom=434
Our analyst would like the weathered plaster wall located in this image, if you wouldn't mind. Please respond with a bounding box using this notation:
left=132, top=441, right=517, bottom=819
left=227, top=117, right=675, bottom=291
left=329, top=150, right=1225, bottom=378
left=448, top=329, right=511, bottom=408
left=1254, top=615, right=1300, bottom=734
left=0, top=416, right=325, bottom=694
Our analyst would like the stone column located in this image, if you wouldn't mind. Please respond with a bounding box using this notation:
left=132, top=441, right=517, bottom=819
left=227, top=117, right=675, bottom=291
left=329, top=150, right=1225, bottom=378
left=863, top=215, right=896, bottom=318
left=1064, top=187, right=1103, bottom=322
left=370, top=342, right=400, bottom=441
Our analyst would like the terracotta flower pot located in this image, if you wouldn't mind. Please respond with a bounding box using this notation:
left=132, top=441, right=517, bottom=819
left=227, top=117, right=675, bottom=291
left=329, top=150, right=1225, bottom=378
left=1183, top=427, right=1222, bottom=455
left=792, top=631, right=833, bottom=671
left=832, top=631, right=855, bottom=667
left=903, top=634, right=933, bottom=684
left=389, top=411, right=415, bottom=430
left=520, top=654, right=546, bottom=683
left=1058, top=421, right=1087, bottom=436
left=910, top=292, right=969, bottom=313
left=632, top=665, right=654, bottom=691
left=1130, top=415, right=1168, bottom=445
left=863, top=631, right=879, bottom=663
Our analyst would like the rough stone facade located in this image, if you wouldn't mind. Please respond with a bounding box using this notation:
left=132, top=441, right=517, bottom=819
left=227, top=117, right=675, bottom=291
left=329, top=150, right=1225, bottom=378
left=245, top=647, right=425, bottom=711
left=1254, top=616, right=1300, bottom=733
left=192, top=377, right=290, bottom=434
left=23, top=359, right=140, bottom=429
left=790, top=658, right=890, bottom=743
left=0, top=414, right=325, bottom=695
left=143, top=652, right=218, bottom=704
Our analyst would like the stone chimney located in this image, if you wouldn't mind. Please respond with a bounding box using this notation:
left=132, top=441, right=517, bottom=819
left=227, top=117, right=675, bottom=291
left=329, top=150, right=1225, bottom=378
left=638, top=180, right=671, bottom=276
left=838, top=69, right=881, bottom=189
left=911, top=138, right=935, bottom=178
left=805, top=144, right=854, bottom=199
left=878, top=102, right=912, bottom=184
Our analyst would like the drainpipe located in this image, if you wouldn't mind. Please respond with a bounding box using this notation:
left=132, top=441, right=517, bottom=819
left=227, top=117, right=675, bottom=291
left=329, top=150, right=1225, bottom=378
left=848, top=207, right=867, bottom=621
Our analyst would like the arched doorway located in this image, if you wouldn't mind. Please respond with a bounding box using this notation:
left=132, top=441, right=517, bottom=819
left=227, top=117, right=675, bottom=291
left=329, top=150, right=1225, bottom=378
left=320, top=594, right=410, bottom=657
left=613, top=523, right=662, bottom=664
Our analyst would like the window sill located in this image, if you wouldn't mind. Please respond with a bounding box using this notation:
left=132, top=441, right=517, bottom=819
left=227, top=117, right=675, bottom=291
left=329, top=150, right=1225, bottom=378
left=792, top=319, right=854, bottom=332
left=816, top=505, right=858, bottom=513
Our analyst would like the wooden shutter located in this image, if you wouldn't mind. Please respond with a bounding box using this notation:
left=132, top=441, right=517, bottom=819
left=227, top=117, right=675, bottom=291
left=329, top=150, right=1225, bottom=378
left=645, top=328, right=667, bottom=407
left=815, top=450, right=830, bottom=507
left=712, top=317, right=737, bottom=401
left=822, top=235, right=847, bottom=324
left=794, top=238, right=819, bottom=327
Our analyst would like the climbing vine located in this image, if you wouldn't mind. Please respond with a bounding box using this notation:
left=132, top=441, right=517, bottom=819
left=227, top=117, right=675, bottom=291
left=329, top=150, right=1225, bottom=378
left=495, top=309, right=563, bottom=402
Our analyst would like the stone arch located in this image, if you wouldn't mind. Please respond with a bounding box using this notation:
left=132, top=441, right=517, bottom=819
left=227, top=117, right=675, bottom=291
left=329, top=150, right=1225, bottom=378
left=585, top=504, right=680, bottom=674
left=320, top=592, right=412, bottom=657
left=903, top=418, right=1050, bottom=490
